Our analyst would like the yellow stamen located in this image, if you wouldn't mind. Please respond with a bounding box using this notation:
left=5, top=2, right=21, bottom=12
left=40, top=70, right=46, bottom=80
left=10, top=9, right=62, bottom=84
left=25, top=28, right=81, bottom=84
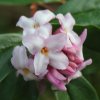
left=33, top=23, right=40, bottom=29
left=41, top=47, right=48, bottom=56
left=23, top=68, right=30, bottom=75
left=64, top=28, right=67, bottom=33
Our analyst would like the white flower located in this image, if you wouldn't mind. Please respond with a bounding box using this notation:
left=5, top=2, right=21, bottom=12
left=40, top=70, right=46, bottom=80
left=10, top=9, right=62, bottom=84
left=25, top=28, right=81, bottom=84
left=23, top=33, right=69, bottom=76
left=11, top=46, right=38, bottom=81
left=17, top=10, right=55, bottom=38
left=56, top=13, right=81, bottom=47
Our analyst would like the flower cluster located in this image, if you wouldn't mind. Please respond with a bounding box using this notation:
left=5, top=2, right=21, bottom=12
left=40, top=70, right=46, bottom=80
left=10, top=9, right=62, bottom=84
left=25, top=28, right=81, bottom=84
left=11, top=10, right=92, bottom=91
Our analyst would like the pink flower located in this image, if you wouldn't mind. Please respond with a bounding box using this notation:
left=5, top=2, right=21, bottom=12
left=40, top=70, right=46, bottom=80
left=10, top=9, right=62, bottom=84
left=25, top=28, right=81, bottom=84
left=22, top=33, right=69, bottom=76
left=47, top=68, right=67, bottom=91
left=56, top=13, right=81, bottom=48
left=11, top=46, right=38, bottom=81
left=17, top=10, right=55, bottom=38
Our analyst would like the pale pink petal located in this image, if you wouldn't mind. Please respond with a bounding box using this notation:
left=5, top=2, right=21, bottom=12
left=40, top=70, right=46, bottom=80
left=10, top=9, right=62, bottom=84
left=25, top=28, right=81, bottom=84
left=76, top=29, right=87, bottom=60
left=56, top=13, right=75, bottom=31
left=11, top=46, right=28, bottom=69
left=69, top=31, right=81, bottom=46
left=37, top=24, right=52, bottom=39
left=34, top=52, right=49, bottom=76
left=23, top=28, right=35, bottom=36
left=51, top=69, right=66, bottom=81
left=45, top=33, right=67, bottom=52
left=66, top=66, right=75, bottom=75
left=47, top=73, right=66, bottom=91
left=63, top=47, right=76, bottom=54
left=65, top=13, right=75, bottom=28
left=57, top=82, right=67, bottom=91
left=49, top=52, right=69, bottom=70
left=27, top=58, right=35, bottom=73
left=38, top=70, right=48, bottom=79
left=76, top=45, right=84, bottom=61
left=32, top=10, right=55, bottom=25
left=42, top=23, right=52, bottom=34
left=16, top=16, right=34, bottom=29
left=65, top=36, right=73, bottom=47
left=80, top=29, right=87, bottom=45
left=56, top=14, right=66, bottom=27
left=78, top=59, right=92, bottom=71
left=74, top=56, right=83, bottom=64
left=69, top=62, right=78, bottom=68
left=22, top=34, right=44, bottom=54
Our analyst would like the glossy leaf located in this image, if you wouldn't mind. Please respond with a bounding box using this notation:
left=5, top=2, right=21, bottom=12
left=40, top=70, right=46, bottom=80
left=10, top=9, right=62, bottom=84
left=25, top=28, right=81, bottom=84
left=55, top=0, right=100, bottom=28
left=0, top=71, right=38, bottom=100
left=0, top=34, right=22, bottom=51
left=55, top=91, right=70, bottom=100
left=0, top=33, right=22, bottom=82
left=0, top=0, right=61, bottom=5
left=0, top=48, right=13, bottom=82
left=67, top=77, right=99, bottom=100
left=38, top=83, right=56, bottom=100
left=82, top=48, right=100, bottom=74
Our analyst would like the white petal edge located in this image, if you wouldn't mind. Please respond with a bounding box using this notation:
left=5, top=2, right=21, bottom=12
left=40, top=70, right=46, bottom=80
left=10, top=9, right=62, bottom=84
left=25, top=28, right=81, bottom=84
left=49, top=52, right=69, bottom=70
left=22, top=34, right=44, bottom=54
left=34, top=52, right=49, bottom=76
left=45, top=33, right=67, bottom=52
left=16, top=16, right=34, bottom=29
left=32, top=9, right=55, bottom=25
left=11, top=46, right=28, bottom=69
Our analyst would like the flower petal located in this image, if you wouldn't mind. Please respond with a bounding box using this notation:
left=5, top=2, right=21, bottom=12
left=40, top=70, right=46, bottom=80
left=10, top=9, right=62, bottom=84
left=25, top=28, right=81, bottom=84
left=22, top=34, right=44, bottom=54
left=69, top=31, right=81, bottom=46
left=76, top=45, right=84, bottom=61
left=47, top=72, right=66, bottom=91
left=45, top=33, right=67, bottom=52
left=49, top=52, right=69, bottom=70
left=23, top=28, right=35, bottom=36
left=11, top=46, right=28, bottom=69
left=37, top=24, right=52, bottom=39
left=56, top=13, right=75, bottom=31
left=16, top=16, right=34, bottom=29
left=51, top=69, right=66, bottom=81
left=34, top=52, right=49, bottom=76
left=80, top=29, right=87, bottom=45
left=32, top=10, right=55, bottom=25
left=65, top=13, right=75, bottom=27
left=78, top=59, right=92, bottom=71
left=17, top=70, right=37, bottom=81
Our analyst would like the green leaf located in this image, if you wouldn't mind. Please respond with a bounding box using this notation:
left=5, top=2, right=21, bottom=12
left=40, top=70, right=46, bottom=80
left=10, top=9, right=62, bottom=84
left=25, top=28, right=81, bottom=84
left=0, top=71, right=38, bottom=100
left=0, top=33, right=22, bottom=82
left=0, top=48, right=13, bottom=82
left=38, top=84, right=56, bottom=100
left=55, top=91, right=70, bottom=100
left=0, top=0, right=61, bottom=5
left=73, top=25, right=100, bottom=52
left=82, top=48, right=100, bottom=74
left=67, top=77, right=99, bottom=100
left=55, top=0, right=100, bottom=28
left=0, top=34, right=22, bottom=51
left=56, top=0, right=100, bottom=14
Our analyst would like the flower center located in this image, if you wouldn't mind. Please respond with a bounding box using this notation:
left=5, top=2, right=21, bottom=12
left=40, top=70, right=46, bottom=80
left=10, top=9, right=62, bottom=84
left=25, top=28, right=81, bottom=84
left=41, top=47, right=48, bottom=56
left=64, top=28, right=67, bottom=33
left=33, top=23, right=40, bottom=29
left=23, top=68, right=30, bottom=75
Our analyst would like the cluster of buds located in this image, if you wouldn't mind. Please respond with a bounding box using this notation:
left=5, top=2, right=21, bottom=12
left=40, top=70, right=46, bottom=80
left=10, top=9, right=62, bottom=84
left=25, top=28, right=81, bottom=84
left=11, top=10, right=92, bottom=91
